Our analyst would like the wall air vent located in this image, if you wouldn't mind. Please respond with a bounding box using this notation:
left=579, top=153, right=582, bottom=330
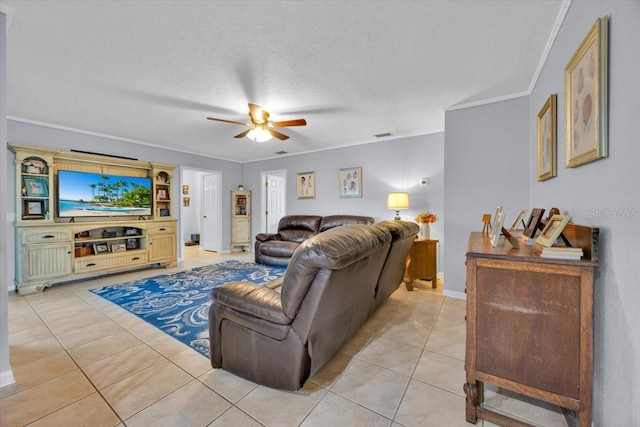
left=375, top=132, right=392, bottom=138
left=275, top=151, right=288, bottom=155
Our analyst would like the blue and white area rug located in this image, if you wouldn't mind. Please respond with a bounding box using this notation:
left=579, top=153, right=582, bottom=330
left=91, top=260, right=286, bottom=358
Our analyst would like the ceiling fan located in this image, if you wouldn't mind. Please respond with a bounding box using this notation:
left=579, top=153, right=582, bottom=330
left=207, top=103, right=307, bottom=142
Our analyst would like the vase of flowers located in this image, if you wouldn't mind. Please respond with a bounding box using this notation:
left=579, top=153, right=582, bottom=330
left=416, top=212, right=438, bottom=240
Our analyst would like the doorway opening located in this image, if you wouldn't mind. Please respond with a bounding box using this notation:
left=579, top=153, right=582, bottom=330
left=179, top=167, right=222, bottom=261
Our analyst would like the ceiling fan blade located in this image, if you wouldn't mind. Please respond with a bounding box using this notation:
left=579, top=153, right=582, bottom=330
left=234, top=129, right=252, bottom=139
left=248, top=103, right=269, bottom=124
left=267, top=129, right=289, bottom=141
left=207, top=117, right=251, bottom=126
left=272, top=119, right=307, bottom=128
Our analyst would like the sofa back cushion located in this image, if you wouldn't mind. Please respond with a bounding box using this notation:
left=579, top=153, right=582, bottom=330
left=318, top=215, right=374, bottom=233
left=277, top=215, right=322, bottom=242
left=280, top=224, right=390, bottom=319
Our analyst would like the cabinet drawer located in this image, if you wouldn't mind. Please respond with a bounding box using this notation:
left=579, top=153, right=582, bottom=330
left=22, top=229, right=72, bottom=244
left=75, top=251, right=148, bottom=273
left=148, top=223, right=176, bottom=235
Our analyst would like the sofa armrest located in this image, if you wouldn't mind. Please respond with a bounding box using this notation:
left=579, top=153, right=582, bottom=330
left=255, top=233, right=282, bottom=242
left=211, top=282, right=291, bottom=325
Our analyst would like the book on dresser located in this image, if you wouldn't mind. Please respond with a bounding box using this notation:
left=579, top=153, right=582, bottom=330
left=532, top=244, right=583, bottom=260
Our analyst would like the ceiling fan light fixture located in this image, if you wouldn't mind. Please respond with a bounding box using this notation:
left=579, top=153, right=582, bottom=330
left=247, top=128, right=272, bottom=142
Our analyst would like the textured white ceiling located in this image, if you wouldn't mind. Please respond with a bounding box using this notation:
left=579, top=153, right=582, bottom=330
left=4, top=1, right=566, bottom=162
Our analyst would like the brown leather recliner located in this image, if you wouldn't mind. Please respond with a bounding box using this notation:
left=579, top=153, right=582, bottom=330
left=254, top=214, right=374, bottom=266
left=372, top=220, right=420, bottom=311
left=210, top=224, right=391, bottom=390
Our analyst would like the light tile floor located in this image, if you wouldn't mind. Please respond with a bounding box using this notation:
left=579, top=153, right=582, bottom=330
left=1, top=246, right=567, bottom=426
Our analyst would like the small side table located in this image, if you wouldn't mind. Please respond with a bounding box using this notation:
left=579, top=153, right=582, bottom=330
left=405, top=238, right=438, bottom=290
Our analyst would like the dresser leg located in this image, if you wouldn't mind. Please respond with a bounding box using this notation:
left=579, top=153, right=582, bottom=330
left=464, top=382, right=479, bottom=424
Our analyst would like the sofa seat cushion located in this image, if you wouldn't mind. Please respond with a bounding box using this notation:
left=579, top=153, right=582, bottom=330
left=258, top=240, right=300, bottom=258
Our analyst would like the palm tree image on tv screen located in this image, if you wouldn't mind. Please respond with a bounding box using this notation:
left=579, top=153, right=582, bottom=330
left=58, top=170, right=152, bottom=217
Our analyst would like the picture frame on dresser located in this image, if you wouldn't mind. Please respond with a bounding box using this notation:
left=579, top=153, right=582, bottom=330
left=23, top=176, right=48, bottom=197
left=523, top=208, right=545, bottom=238
left=535, top=214, right=571, bottom=248
left=565, top=16, right=608, bottom=168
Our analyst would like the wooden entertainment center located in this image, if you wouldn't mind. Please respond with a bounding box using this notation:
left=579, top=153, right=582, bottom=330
left=9, top=143, right=177, bottom=295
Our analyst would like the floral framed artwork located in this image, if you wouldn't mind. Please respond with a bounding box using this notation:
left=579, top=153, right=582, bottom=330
left=565, top=16, right=608, bottom=168
left=296, top=171, right=315, bottom=199
left=537, top=94, right=557, bottom=181
left=338, top=166, right=362, bottom=198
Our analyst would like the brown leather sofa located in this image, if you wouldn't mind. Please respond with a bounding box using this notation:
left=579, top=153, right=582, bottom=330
left=254, top=214, right=375, bottom=266
left=209, top=220, right=419, bottom=390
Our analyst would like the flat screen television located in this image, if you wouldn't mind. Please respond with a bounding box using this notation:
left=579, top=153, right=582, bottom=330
left=58, top=170, right=152, bottom=218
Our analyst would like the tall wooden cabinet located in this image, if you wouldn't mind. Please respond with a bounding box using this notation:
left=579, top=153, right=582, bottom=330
left=9, top=144, right=178, bottom=294
left=464, top=231, right=598, bottom=427
left=231, top=190, right=251, bottom=251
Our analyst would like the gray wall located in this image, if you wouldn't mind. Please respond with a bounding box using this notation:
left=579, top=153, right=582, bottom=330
left=443, top=96, right=530, bottom=297
left=242, top=133, right=446, bottom=273
left=528, top=1, right=640, bottom=424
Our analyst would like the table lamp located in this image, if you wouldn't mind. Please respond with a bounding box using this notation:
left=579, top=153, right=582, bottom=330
left=387, top=192, right=409, bottom=220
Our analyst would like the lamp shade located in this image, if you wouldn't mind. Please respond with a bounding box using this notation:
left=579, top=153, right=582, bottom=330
left=387, top=192, right=410, bottom=210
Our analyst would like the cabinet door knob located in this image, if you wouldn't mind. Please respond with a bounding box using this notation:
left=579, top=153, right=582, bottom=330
left=43, top=235, right=55, bottom=239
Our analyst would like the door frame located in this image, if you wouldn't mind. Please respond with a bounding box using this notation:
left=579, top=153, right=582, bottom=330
left=260, top=169, right=287, bottom=233
left=179, top=166, right=222, bottom=260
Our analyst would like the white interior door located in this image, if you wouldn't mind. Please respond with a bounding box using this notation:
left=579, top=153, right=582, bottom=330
left=261, top=170, right=286, bottom=233
left=201, top=172, right=222, bottom=252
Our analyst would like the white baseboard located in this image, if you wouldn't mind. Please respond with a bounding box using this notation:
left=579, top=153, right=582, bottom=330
left=0, top=369, right=15, bottom=388
left=442, top=289, right=466, bottom=300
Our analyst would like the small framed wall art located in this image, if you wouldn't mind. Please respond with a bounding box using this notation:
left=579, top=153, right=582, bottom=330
left=296, top=171, right=315, bottom=199
left=537, top=94, right=557, bottom=181
left=338, top=166, right=362, bottom=198
left=565, top=16, right=608, bottom=168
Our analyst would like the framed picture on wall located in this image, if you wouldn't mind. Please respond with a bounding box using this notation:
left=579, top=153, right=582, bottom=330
left=338, top=166, right=362, bottom=198
left=565, top=16, right=608, bottom=168
left=537, top=94, right=557, bottom=181
left=296, top=171, right=316, bottom=199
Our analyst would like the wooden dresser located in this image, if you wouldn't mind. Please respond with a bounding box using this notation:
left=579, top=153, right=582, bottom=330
left=464, top=231, right=598, bottom=426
